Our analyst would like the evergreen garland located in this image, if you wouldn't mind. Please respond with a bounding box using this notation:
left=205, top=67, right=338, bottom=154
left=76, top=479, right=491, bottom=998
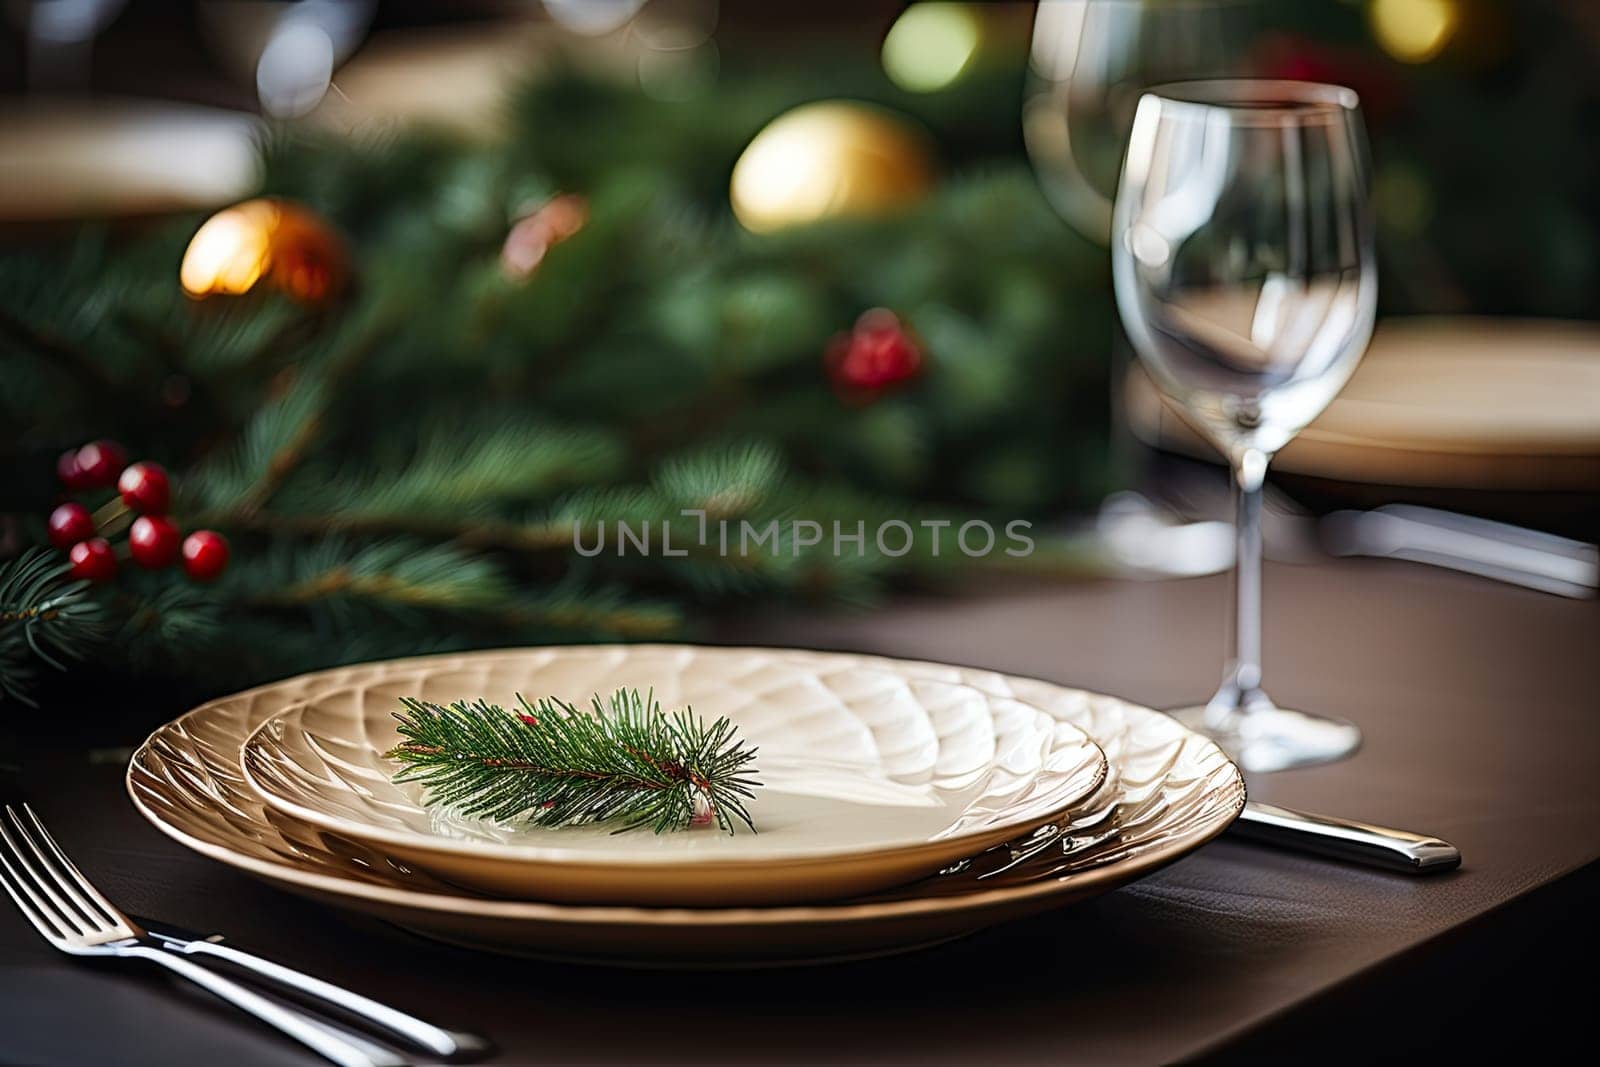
left=0, top=59, right=1112, bottom=708
left=388, top=688, right=760, bottom=835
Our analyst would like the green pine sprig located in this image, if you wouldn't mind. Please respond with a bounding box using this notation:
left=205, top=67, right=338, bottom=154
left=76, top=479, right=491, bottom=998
left=0, top=549, right=109, bottom=707
left=386, top=687, right=760, bottom=835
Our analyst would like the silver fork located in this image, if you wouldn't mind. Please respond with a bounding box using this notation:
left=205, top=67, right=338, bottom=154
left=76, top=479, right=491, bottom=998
left=0, top=804, right=408, bottom=1067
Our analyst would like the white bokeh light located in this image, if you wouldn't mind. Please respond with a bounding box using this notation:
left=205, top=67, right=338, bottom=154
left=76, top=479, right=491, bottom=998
left=543, top=0, right=645, bottom=36
left=256, top=19, right=335, bottom=118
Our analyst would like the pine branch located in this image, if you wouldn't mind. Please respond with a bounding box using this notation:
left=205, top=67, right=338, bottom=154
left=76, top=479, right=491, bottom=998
left=280, top=418, right=625, bottom=521
left=234, top=539, right=679, bottom=639
left=161, top=296, right=309, bottom=379
left=0, top=304, right=119, bottom=399
left=243, top=539, right=511, bottom=619
left=388, top=688, right=759, bottom=834
left=186, top=372, right=331, bottom=512
left=195, top=509, right=577, bottom=552
left=501, top=584, right=681, bottom=639
left=0, top=549, right=109, bottom=706
left=191, top=291, right=405, bottom=516
left=0, top=64, right=1133, bottom=703
left=653, top=442, right=785, bottom=519
left=114, top=578, right=225, bottom=674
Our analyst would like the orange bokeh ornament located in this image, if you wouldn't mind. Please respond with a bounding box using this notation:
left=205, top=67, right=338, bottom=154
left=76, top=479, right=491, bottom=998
left=180, top=197, right=348, bottom=304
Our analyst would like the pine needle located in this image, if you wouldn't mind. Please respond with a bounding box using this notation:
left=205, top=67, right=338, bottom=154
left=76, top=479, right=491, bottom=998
left=0, top=549, right=109, bottom=706
left=387, top=688, right=760, bottom=835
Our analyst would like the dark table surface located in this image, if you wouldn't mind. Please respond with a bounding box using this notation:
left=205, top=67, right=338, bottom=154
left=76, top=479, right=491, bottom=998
left=2, top=558, right=1597, bottom=1066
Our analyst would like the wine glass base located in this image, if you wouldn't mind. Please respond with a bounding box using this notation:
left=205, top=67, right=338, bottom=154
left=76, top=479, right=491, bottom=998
left=1167, top=704, right=1361, bottom=773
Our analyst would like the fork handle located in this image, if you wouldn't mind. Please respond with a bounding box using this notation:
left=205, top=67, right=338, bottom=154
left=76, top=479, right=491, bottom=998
left=170, top=938, right=486, bottom=1059
left=122, top=945, right=407, bottom=1067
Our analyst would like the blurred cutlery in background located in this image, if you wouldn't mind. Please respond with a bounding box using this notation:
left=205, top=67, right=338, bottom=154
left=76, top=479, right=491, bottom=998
left=1320, top=504, right=1598, bottom=599
left=1098, top=483, right=1597, bottom=598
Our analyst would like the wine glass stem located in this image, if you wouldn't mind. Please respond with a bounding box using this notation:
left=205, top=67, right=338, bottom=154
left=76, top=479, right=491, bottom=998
left=1220, top=449, right=1268, bottom=717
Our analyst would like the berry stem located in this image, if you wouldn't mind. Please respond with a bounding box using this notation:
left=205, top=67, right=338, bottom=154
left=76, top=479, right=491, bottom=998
left=92, top=499, right=131, bottom=537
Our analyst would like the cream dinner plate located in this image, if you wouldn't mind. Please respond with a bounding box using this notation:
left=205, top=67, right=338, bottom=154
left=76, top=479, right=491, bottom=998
left=236, top=650, right=1108, bottom=905
left=128, top=647, right=1245, bottom=967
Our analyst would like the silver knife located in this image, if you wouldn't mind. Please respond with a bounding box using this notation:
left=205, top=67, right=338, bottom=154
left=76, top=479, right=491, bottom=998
left=134, top=917, right=489, bottom=1061
left=1229, top=802, right=1461, bottom=874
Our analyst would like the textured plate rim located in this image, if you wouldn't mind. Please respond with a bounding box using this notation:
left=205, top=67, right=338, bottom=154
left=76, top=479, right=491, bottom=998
left=125, top=645, right=1245, bottom=929
left=233, top=659, right=1108, bottom=871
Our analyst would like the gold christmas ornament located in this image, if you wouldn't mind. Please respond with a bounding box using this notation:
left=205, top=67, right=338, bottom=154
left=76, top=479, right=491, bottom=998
left=180, top=197, right=348, bottom=303
left=729, top=101, right=935, bottom=234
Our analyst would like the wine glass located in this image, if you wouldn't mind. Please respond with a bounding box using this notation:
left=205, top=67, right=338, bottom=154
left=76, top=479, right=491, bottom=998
left=1025, top=0, right=1260, bottom=248
left=1112, top=80, right=1376, bottom=772
left=1025, top=0, right=1262, bottom=542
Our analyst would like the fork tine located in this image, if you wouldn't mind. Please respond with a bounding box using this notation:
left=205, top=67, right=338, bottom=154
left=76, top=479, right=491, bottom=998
left=0, top=822, right=79, bottom=942
left=0, top=817, right=93, bottom=935
left=1, top=812, right=93, bottom=935
left=16, top=805, right=125, bottom=930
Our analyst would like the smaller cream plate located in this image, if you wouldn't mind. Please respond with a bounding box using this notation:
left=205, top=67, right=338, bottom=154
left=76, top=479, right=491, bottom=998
left=237, top=650, right=1107, bottom=905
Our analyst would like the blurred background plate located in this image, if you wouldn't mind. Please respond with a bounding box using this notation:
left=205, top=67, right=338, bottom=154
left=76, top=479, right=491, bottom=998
left=0, top=98, right=259, bottom=222
left=1129, top=316, right=1600, bottom=491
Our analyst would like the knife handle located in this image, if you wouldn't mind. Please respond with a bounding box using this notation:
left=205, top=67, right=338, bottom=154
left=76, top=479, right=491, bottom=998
left=168, top=938, right=489, bottom=1060
left=1230, top=802, right=1462, bottom=874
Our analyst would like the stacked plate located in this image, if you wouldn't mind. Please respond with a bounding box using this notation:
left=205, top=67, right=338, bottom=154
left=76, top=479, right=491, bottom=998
left=128, top=646, right=1244, bottom=966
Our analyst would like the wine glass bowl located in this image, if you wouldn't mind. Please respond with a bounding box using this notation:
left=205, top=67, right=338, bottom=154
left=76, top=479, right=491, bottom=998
left=1116, top=81, right=1376, bottom=463
left=1024, top=1, right=1264, bottom=543
left=1025, top=0, right=1261, bottom=247
left=1112, top=79, right=1376, bottom=772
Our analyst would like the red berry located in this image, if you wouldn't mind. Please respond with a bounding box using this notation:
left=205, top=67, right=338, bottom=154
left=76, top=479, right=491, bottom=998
left=181, top=530, right=229, bottom=581
left=47, top=503, right=96, bottom=549
left=74, top=440, right=127, bottom=489
left=57, top=449, right=91, bottom=490
left=118, top=462, right=171, bottom=515
left=129, top=515, right=182, bottom=569
left=67, top=538, right=117, bottom=583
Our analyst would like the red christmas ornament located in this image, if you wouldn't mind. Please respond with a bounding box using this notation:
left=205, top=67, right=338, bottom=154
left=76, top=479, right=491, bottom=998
left=73, top=440, right=127, bottom=489
left=47, top=503, right=96, bottom=549
left=129, top=515, right=182, bottom=569
left=824, top=308, right=923, bottom=402
left=118, top=462, right=171, bottom=515
left=181, top=530, right=230, bottom=582
left=67, top=538, right=117, bottom=583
